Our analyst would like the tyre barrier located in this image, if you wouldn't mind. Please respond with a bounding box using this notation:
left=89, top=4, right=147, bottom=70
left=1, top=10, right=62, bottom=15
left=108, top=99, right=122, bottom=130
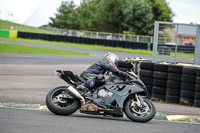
left=117, top=61, right=133, bottom=72
left=139, top=62, right=155, bottom=97
left=17, top=31, right=148, bottom=50
left=166, top=65, right=183, bottom=104
left=151, top=64, right=169, bottom=101
left=194, top=68, right=200, bottom=107
left=180, top=67, right=197, bottom=106
left=139, top=63, right=200, bottom=107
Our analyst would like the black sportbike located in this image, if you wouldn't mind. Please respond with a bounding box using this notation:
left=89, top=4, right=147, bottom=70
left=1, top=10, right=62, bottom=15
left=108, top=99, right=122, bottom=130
left=46, top=70, right=156, bottom=122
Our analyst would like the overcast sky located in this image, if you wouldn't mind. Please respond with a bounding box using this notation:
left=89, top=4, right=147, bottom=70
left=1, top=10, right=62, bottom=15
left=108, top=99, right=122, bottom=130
left=0, top=0, right=199, bottom=27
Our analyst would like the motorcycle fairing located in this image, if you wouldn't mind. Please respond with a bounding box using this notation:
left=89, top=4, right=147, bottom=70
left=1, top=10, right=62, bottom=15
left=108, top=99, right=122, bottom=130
left=93, top=83, right=145, bottom=109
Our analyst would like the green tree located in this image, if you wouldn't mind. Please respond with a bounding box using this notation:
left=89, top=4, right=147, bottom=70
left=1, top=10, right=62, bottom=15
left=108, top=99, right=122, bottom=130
left=49, top=1, right=77, bottom=29
left=95, top=0, right=124, bottom=33
left=146, top=0, right=174, bottom=22
left=71, top=0, right=100, bottom=31
left=48, top=0, right=174, bottom=35
left=123, top=0, right=154, bottom=35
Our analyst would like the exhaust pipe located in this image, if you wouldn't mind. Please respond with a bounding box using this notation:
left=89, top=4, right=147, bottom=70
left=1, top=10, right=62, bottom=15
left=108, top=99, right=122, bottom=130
left=67, top=86, right=85, bottom=105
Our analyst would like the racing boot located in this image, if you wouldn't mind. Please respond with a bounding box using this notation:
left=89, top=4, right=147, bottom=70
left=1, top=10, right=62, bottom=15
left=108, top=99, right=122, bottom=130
left=77, top=84, right=92, bottom=100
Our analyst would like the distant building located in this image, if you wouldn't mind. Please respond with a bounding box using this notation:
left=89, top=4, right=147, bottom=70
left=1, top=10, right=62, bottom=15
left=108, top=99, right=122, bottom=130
left=164, top=25, right=197, bottom=45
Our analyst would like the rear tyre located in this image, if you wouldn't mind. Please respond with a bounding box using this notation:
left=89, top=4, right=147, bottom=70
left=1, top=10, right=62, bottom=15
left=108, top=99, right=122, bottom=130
left=124, top=98, right=156, bottom=122
left=46, top=86, right=80, bottom=115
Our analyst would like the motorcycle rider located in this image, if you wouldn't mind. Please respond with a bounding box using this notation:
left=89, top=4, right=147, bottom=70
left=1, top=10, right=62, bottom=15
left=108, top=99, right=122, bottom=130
left=79, top=52, right=131, bottom=91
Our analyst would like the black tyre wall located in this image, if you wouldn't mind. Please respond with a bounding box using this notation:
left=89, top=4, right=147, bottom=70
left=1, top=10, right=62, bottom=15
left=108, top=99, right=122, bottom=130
left=196, top=69, right=200, bottom=76
left=194, top=100, right=200, bottom=107
left=140, top=62, right=155, bottom=70
left=153, top=71, right=168, bottom=80
left=181, top=74, right=196, bottom=84
left=152, top=86, right=166, bottom=95
left=181, top=82, right=195, bottom=91
left=153, top=79, right=167, bottom=87
left=17, top=32, right=148, bottom=50
left=154, top=64, right=169, bottom=72
left=196, top=77, right=200, bottom=84
left=117, top=61, right=133, bottom=68
left=182, top=66, right=197, bottom=75
left=140, top=77, right=153, bottom=86
left=180, top=90, right=195, bottom=99
left=166, top=95, right=180, bottom=104
left=195, top=92, right=200, bottom=100
left=195, top=84, right=200, bottom=92
left=168, top=73, right=182, bottom=81
left=168, top=65, right=183, bottom=74
left=167, top=80, right=181, bottom=89
left=166, top=88, right=180, bottom=96
left=139, top=70, right=154, bottom=78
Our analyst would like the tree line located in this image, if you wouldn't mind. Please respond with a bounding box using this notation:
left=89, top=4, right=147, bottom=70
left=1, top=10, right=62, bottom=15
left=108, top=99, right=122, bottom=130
left=48, top=0, right=174, bottom=35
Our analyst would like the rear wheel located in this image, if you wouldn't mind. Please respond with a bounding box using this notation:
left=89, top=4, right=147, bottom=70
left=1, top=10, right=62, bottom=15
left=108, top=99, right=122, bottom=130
left=46, top=86, right=80, bottom=115
left=124, top=98, right=156, bottom=122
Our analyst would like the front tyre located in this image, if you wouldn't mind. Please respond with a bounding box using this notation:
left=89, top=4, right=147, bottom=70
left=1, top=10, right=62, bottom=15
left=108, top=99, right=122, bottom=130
left=46, top=86, right=80, bottom=115
left=124, top=98, right=156, bottom=122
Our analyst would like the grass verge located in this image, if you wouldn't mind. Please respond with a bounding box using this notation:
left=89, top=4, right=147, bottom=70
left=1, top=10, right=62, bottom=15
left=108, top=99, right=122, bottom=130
left=0, top=43, right=90, bottom=55
left=0, top=37, right=153, bottom=55
left=0, top=20, right=53, bottom=34
left=0, top=37, right=194, bottom=58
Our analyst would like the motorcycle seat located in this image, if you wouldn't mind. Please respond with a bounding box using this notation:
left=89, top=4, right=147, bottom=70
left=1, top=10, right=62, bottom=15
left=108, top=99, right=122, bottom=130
left=76, top=75, right=86, bottom=83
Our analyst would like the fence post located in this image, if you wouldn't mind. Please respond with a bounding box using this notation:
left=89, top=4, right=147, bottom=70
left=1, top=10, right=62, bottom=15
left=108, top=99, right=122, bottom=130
left=152, top=21, right=159, bottom=63
left=194, top=25, right=200, bottom=65
left=136, top=35, right=139, bottom=42
left=174, top=24, right=179, bottom=64
left=96, top=32, right=99, bottom=39
left=123, top=34, right=126, bottom=41
left=150, top=36, right=153, bottom=43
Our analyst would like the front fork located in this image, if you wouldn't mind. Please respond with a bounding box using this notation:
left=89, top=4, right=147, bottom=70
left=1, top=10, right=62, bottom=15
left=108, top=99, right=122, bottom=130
left=130, top=93, right=145, bottom=108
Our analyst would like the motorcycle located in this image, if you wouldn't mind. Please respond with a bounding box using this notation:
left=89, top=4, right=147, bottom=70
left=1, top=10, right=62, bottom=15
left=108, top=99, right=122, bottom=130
left=46, top=70, right=156, bottom=122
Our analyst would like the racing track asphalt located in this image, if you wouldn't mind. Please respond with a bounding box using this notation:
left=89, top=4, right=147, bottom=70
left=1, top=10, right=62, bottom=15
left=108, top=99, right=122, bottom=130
left=0, top=107, right=200, bottom=133
left=0, top=40, right=200, bottom=132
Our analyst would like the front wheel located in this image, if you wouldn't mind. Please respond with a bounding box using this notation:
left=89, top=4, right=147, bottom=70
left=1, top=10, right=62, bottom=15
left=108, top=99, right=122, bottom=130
left=124, top=98, right=156, bottom=122
left=46, top=86, right=80, bottom=115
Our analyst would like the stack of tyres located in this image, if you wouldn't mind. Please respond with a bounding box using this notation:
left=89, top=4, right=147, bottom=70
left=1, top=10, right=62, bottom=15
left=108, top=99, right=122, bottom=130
left=117, top=61, right=133, bottom=72
left=194, top=68, right=200, bottom=107
left=139, top=62, right=155, bottom=97
left=166, top=65, right=183, bottom=103
left=152, top=64, right=169, bottom=101
left=180, top=67, right=197, bottom=106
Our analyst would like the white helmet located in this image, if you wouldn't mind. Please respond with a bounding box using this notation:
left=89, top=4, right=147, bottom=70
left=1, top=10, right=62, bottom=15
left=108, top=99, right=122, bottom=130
left=104, top=52, right=119, bottom=67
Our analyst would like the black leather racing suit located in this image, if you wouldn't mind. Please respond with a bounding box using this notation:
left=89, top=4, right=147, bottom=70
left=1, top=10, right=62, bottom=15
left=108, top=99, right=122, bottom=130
left=80, top=59, right=120, bottom=81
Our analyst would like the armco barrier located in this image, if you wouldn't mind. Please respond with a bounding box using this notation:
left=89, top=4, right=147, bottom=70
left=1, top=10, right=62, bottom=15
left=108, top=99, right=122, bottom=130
left=139, top=62, right=200, bottom=107
left=17, top=31, right=148, bottom=50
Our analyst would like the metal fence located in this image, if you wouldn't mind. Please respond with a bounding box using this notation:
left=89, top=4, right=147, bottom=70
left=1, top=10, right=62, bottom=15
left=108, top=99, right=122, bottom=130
left=40, top=27, right=155, bottom=43
left=152, top=21, right=200, bottom=65
left=1, top=23, right=169, bottom=44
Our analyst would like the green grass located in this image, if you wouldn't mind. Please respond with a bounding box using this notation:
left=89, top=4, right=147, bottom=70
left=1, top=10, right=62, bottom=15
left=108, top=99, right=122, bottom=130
left=0, top=37, right=194, bottom=58
left=0, top=43, right=90, bottom=55
left=0, top=37, right=153, bottom=56
left=0, top=20, right=53, bottom=34
left=170, top=52, right=194, bottom=59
